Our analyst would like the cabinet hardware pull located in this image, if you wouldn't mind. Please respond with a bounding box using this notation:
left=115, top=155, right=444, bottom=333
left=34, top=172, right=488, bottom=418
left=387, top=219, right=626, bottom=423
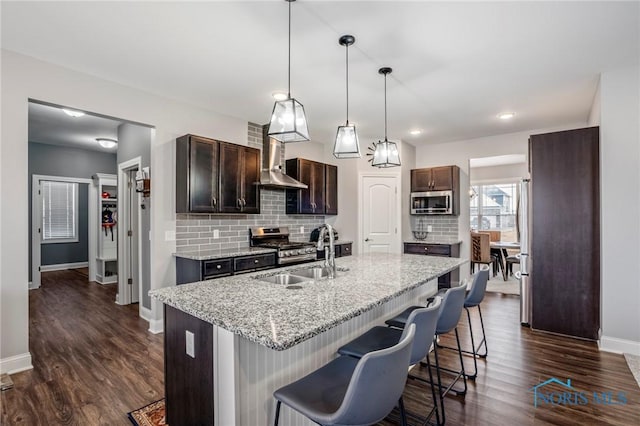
left=211, top=197, right=217, bottom=208
left=241, top=198, right=246, bottom=206
left=365, top=238, right=373, bottom=242
left=237, top=199, right=241, bottom=209
left=254, top=259, right=259, bottom=264
left=326, top=203, right=330, bottom=209
left=216, top=265, right=221, bottom=269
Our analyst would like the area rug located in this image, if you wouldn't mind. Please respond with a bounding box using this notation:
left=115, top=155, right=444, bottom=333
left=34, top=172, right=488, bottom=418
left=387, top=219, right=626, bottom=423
left=128, top=399, right=166, bottom=426
left=624, top=353, right=640, bottom=388
left=485, top=275, right=520, bottom=295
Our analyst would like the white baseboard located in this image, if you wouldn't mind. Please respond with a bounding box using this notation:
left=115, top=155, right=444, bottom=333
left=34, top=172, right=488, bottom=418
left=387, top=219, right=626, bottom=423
left=140, top=306, right=163, bottom=334
left=0, top=352, right=33, bottom=375
left=40, top=261, right=89, bottom=272
left=599, top=335, right=640, bottom=356
left=148, top=318, right=164, bottom=334
left=28, top=281, right=40, bottom=290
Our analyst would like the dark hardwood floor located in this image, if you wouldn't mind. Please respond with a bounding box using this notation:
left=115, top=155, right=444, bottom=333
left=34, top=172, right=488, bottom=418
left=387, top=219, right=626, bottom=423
left=2, top=272, right=639, bottom=425
left=1, top=270, right=164, bottom=425
left=381, top=293, right=640, bottom=426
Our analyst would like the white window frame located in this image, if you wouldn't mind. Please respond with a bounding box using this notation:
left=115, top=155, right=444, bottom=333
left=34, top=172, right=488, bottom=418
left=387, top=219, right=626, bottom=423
left=40, top=180, right=80, bottom=244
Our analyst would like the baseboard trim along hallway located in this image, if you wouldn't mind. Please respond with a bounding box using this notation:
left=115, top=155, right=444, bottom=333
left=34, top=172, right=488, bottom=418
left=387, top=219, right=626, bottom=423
left=0, top=353, right=33, bottom=375
left=599, top=336, right=640, bottom=356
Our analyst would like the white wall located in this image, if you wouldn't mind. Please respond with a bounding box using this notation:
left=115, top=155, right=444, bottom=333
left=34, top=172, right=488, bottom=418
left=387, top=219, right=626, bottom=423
left=416, top=123, right=586, bottom=281
left=285, top=134, right=412, bottom=255
left=588, top=78, right=602, bottom=126
left=0, top=49, right=248, bottom=372
left=599, top=65, right=640, bottom=354
left=470, top=163, right=529, bottom=183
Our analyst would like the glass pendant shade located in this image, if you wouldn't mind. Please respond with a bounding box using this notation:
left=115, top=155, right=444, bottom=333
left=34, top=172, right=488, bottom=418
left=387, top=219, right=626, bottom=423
left=333, top=124, right=360, bottom=158
left=371, top=139, right=401, bottom=168
left=268, top=97, right=310, bottom=142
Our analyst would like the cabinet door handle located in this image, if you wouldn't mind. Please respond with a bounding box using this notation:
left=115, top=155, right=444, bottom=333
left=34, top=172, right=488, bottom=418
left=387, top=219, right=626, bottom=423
left=216, top=264, right=222, bottom=269
left=237, top=199, right=242, bottom=209
left=424, top=247, right=429, bottom=252
left=211, top=197, right=217, bottom=208
left=254, top=259, right=259, bottom=264
left=241, top=198, right=246, bottom=207
left=326, top=202, right=330, bottom=209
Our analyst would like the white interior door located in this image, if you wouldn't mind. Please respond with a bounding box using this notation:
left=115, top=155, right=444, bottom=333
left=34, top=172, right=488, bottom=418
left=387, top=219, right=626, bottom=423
left=361, top=175, right=401, bottom=254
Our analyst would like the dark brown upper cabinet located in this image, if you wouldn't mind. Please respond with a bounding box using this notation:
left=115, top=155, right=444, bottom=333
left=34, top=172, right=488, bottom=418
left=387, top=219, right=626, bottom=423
left=176, top=135, right=219, bottom=213
left=176, top=135, right=260, bottom=214
left=411, top=166, right=458, bottom=192
left=218, top=142, right=260, bottom=213
left=324, top=164, right=338, bottom=215
left=285, top=158, right=338, bottom=215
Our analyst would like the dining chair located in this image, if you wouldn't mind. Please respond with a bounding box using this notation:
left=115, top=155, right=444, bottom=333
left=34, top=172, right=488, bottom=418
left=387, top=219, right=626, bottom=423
left=273, top=324, right=416, bottom=426
left=337, top=299, right=443, bottom=425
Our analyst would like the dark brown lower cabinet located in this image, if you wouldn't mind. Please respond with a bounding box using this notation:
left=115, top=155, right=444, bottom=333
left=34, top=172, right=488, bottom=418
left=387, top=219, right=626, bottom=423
left=530, top=126, right=600, bottom=340
left=164, top=305, right=214, bottom=426
left=404, top=242, right=461, bottom=289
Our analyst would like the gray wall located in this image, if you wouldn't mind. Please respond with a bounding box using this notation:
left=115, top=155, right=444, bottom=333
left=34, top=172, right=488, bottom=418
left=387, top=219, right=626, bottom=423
left=28, top=142, right=117, bottom=280
left=117, top=123, right=152, bottom=309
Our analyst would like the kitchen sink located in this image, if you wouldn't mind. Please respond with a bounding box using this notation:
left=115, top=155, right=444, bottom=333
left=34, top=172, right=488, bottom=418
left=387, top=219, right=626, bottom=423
left=257, top=273, right=310, bottom=285
left=291, top=266, right=333, bottom=280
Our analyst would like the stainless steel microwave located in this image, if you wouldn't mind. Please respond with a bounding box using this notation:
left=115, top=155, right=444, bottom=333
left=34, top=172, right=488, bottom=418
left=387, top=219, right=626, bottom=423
left=411, top=190, right=453, bottom=215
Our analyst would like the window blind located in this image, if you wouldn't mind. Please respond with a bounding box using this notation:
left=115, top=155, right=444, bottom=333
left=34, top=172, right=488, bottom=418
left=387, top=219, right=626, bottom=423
left=41, top=181, right=78, bottom=242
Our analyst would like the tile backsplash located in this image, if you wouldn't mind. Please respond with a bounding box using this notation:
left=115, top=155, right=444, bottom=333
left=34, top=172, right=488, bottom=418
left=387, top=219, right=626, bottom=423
left=409, top=215, right=459, bottom=239
left=175, top=122, right=326, bottom=253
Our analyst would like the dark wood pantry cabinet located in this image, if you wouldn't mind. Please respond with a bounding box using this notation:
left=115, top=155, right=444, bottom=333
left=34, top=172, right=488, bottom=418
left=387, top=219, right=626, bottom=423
left=285, top=158, right=338, bottom=215
left=529, top=126, right=600, bottom=340
left=176, top=134, right=260, bottom=214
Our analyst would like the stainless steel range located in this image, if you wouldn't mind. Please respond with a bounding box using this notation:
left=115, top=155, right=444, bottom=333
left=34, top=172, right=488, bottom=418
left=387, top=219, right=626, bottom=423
left=249, top=226, right=317, bottom=265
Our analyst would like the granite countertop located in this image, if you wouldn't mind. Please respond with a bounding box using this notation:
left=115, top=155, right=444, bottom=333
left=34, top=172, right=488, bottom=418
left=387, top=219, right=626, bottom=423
left=174, top=247, right=277, bottom=261
left=404, top=237, right=463, bottom=245
left=151, top=253, right=467, bottom=351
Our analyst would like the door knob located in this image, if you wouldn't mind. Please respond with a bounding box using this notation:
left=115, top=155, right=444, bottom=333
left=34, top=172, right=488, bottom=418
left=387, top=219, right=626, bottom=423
left=365, top=238, right=373, bottom=242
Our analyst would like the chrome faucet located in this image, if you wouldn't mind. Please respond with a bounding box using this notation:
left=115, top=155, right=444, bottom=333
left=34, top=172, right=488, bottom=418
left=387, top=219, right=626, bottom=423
left=316, top=224, right=336, bottom=278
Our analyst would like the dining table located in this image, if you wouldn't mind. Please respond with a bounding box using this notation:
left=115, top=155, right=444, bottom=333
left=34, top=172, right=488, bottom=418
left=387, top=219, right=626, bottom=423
left=490, top=241, right=521, bottom=281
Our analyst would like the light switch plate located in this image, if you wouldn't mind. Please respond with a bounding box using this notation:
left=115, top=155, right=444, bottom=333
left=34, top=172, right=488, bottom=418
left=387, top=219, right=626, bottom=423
left=427, top=225, right=433, bottom=232
left=299, top=226, right=304, bottom=234
left=213, top=229, right=220, bottom=239
left=185, top=330, right=195, bottom=358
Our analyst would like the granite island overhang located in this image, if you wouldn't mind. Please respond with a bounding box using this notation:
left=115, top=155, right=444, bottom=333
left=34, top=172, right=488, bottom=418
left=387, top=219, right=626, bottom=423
left=150, top=252, right=468, bottom=425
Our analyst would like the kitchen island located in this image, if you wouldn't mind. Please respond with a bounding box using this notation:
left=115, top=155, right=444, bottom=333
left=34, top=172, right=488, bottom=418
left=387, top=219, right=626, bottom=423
left=150, top=252, right=467, bottom=426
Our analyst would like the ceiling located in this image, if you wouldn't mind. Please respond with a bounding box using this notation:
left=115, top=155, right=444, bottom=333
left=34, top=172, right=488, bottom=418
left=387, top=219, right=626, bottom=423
left=3, top=1, right=639, bottom=147
left=28, top=101, right=123, bottom=153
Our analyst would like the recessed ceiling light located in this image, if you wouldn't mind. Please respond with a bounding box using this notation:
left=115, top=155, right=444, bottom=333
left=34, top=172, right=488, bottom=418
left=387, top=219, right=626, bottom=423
left=96, top=138, right=117, bottom=149
left=497, top=112, right=515, bottom=120
left=409, top=129, right=422, bottom=135
left=272, top=92, right=288, bottom=101
left=62, top=108, right=85, bottom=118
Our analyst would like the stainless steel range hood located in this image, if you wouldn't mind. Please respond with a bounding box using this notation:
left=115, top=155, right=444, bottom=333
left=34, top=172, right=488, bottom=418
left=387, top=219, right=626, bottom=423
left=259, top=126, right=308, bottom=189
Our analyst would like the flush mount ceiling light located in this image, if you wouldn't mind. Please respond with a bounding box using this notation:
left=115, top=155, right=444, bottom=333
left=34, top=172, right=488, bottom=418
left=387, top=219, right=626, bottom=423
left=497, top=112, right=516, bottom=120
left=409, top=129, right=422, bottom=135
left=370, top=67, right=401, bottom=168
left=96, top=138, right=117, bottom=149
left=62, top=108, right=85, bottom=118
left=333, top=34, right=361, bottom=159
left=272, top=92, right=288, bottom=101
left=267, top=0, right=310, bottom=143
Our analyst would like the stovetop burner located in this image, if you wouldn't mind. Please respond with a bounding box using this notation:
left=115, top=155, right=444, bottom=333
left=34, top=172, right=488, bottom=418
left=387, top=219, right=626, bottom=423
left=250, top=226, right=318, bottom=265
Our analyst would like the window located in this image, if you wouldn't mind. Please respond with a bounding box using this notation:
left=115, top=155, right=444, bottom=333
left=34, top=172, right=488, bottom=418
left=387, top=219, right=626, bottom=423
left=41, top=180, right=78, bottom=243
left=470, top=181, right=519, bottom=241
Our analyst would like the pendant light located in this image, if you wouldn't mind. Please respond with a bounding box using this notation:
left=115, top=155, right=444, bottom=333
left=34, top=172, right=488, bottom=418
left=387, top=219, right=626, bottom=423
left=268, top=0, right=310, bottom=143
left=371, top=67, right=401, bottom=168
left=333, top=35, right=361, bottom=158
